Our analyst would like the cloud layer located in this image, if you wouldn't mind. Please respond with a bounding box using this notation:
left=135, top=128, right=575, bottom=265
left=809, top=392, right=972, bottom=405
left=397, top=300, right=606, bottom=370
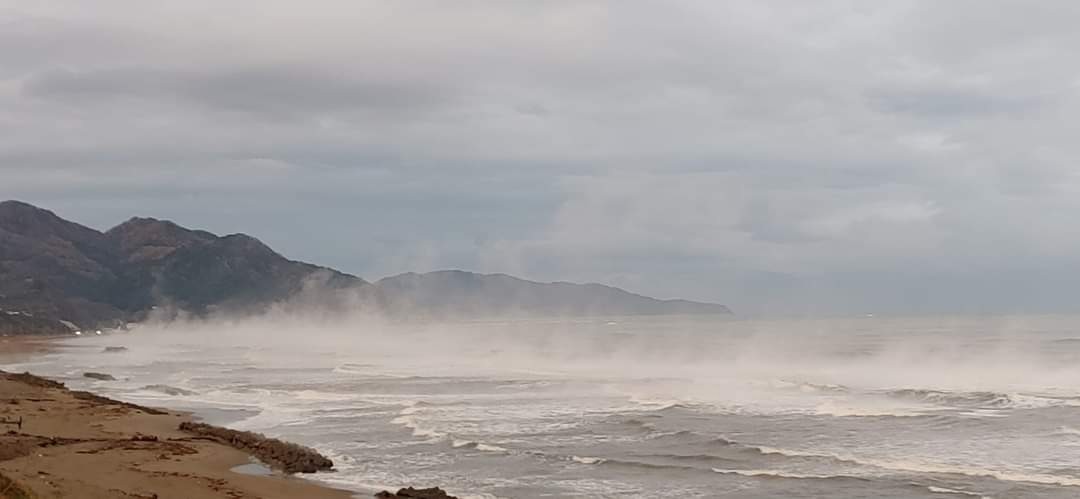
left=3, top=1, right=1080, bottom=314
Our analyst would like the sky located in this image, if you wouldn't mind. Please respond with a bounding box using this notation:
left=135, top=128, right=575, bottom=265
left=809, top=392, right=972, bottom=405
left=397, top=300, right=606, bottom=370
left=3, top=1, right=1080, bottom=315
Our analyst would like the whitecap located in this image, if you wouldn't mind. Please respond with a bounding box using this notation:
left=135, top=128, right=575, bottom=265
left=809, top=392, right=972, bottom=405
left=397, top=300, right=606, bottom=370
left=927, top=485, right=990, bottom=498
left=710, top=468, right=851, bottom=480
left=389, top=414, right=444, bottom=439
left=756, top=446, right=1080, bottom=488
left=571, top=456, right=606, bottom=465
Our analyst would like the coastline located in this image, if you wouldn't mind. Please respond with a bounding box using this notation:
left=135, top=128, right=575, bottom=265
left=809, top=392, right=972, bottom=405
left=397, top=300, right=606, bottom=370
left=0, top=335, right=68, bottom=364
left=0, top=338, right=359, bottom=499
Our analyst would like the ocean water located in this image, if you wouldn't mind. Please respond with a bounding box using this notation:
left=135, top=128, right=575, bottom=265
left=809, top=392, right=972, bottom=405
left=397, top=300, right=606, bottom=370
left=8, top=314, right=1080, bottom=498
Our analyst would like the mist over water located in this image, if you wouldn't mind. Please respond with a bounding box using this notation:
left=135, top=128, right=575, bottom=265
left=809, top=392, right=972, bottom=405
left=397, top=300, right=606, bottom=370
left=11, top=314, right=1080, bottom=498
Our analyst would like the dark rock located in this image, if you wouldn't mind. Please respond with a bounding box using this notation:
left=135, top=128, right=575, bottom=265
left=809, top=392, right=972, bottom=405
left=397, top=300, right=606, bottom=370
left=178, top=422, right=333, bottom=474
left=83, top=372, right=116, bottom=381
left=375, top=487, right=459, bottom=499
left=103, top=346, right=128, bottom=353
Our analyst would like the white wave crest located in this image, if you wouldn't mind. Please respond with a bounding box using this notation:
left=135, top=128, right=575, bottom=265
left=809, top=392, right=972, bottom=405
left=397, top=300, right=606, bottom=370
left=389, top=414, right=443, bottom=439
left=571, top=456, right=606, bottom=465
left=927, top=485, right=990, bottom=498
left=755, top=446, right=1080, bottom=487
left=711, top=468, right=850, bottom=480
left=450, top=439, right=506, bottom=452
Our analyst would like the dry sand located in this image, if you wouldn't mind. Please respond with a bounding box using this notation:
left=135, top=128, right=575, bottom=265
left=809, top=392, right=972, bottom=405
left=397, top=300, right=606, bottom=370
left=0, top=339, right=356, bottom=499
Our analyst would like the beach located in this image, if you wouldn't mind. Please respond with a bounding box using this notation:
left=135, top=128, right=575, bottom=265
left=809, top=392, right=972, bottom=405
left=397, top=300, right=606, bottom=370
left=8, top=316, right=1080, bottom=498
left=0, top=339, right=354, bottom=499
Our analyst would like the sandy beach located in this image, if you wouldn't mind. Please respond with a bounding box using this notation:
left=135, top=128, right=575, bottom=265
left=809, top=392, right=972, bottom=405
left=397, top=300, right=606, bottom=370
left=0, top=338, right=355, bottom=499
left=0, top=337, right=64, bottom=365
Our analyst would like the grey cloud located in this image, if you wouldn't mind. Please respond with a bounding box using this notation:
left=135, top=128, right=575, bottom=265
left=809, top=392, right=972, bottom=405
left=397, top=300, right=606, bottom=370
left=23, top=65, right=456, bottom=119
left=3, top=1, right=1080, bottom=314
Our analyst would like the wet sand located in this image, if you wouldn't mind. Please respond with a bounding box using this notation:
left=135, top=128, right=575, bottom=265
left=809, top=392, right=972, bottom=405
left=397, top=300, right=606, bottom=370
left=0, top=335, right=65, bottom=364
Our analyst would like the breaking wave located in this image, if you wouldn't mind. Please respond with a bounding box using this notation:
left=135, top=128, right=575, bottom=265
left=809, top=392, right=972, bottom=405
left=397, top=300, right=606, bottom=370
left=883, top=389, right=1072, bottom=410
left=710, top=468, right=870, bottom=481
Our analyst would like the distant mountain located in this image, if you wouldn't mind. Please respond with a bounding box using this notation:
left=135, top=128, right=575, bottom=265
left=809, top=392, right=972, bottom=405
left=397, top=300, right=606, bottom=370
left=0, top=201, right=362, bottom=332
left=375, top=270, right=731, bottom=317
left=106, top=218, right=359, bottom=312
left=0, top=201, right=730, bottom=333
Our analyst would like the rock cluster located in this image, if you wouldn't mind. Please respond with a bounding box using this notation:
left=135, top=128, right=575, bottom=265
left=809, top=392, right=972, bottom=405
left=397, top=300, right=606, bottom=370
left=83, top=372, right=116, bottom=381
left=178, top=422, right=333, bottom=473
left=375, top=487, right=459, bottom=499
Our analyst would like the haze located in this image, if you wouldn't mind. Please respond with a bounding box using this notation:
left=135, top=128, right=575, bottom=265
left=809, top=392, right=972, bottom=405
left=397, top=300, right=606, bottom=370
left=3, top=1, right=1079, bottom=314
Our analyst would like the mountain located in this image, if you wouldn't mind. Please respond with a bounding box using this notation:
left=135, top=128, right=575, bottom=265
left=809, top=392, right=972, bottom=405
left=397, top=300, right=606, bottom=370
left=0, top=201, right=363, bottom=332
left=375, top=270, right=731, bottom=317
left=106, top=218, right=359, bottom=313
left=0, top=200, right=128, bottom=327
left=0, top=201, right=730, bottom=333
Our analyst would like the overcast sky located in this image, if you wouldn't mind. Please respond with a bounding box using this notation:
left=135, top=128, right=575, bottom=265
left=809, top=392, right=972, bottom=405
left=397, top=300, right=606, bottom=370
left=3, top=1, right=1080, bottom=315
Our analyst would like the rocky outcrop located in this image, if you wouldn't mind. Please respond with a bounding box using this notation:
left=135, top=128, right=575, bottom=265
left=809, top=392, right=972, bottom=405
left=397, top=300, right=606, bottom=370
left=375, top=487, right=459, bottom=499
left=83, top=372, right=116, bottom=381
left=177, top=422, right=333, bottom=473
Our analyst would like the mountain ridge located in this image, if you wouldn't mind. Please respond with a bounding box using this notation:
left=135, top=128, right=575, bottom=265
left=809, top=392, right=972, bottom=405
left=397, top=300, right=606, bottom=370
left=0, top=201, right=730, bottom=333
left=373, top=270, right=730, bottom=317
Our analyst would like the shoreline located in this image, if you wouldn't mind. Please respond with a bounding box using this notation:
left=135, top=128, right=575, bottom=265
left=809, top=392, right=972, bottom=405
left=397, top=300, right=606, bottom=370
left=0, top=367, right=358, bottom=499
left=0, top=337, right=459, bottom=499
left=0, top=335, right=70, bottom=364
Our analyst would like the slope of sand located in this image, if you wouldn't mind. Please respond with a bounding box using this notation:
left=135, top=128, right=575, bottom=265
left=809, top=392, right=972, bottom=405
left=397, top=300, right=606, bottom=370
left=0, top=370, right=355, bottom=499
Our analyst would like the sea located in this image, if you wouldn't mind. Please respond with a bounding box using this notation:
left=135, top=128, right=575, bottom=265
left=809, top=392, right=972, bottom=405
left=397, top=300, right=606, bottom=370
left=7, top=314, right=1080, bottom=498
